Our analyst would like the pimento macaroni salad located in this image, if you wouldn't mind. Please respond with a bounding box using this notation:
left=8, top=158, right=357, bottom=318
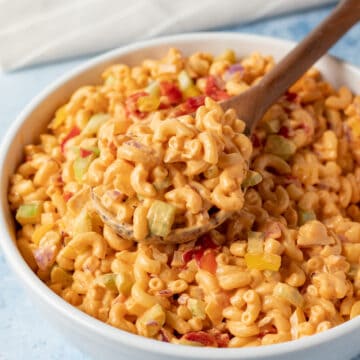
left=8, top=48, right=360, bottom=347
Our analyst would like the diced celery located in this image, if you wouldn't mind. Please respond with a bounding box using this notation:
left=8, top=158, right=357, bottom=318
left=73, top=156, right=93, bottom=182
left=216, top=49, right=236, bottom=63
left=32, top=224, right=53, bottom=245
left=147, top=200, right=176, bottom=237
left=73, top=210, right=92, bottom=234
left=247, top=231, right=264, bottom=254
left=273, top=282, right=304, bottom=308
left=264, top=135, right=296, bottom=160
left=242, top=170, right=263, bottom=189
left=245, top=252, right=281, bottom=271
left=298, top=209, right=316, bottom=226
left=16, top=203, right=42, bottom=225
left=96, top=274, right=118, bottom=292
left=82, top=113, right=110, bottom=136
left=204, top=165, right=219, bottom=179
left=115, top=272, right=133, bottom=296
left=49, top=105, right=67, bottom=130
left=146, top=81, right=160, bottom=97
left=136, top=304, right=166, bottom=337
left=187, top=298, right=206, bottom=320
left=89, top=146, right=100, bottom=157
left=264, top=118, right=281, bottom=134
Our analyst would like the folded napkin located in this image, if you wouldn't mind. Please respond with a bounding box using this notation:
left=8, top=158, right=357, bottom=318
left=0, top=0, right=336, bottom=71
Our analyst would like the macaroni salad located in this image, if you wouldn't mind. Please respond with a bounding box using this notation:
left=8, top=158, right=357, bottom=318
left=8, top=48, right=360, bottom=347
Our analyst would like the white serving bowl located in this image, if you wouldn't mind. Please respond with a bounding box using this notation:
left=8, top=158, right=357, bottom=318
left=1, top=32, right=360, bottom=360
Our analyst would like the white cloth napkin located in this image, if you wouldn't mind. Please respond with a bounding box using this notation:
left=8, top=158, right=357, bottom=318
left=0, top=0, right=336, bottom=71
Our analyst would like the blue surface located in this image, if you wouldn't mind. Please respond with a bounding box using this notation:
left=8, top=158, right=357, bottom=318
left=1, top=4, right=360, bottom=360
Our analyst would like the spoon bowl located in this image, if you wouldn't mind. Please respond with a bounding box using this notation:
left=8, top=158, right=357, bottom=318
left=93, top=0, right=360, bottom=244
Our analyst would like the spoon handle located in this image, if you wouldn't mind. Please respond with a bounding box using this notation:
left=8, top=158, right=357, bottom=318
left=227, top=0, right=360, bottom=132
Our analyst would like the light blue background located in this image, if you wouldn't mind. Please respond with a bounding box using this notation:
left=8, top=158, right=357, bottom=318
left=0, top=4, right=360, bottom=360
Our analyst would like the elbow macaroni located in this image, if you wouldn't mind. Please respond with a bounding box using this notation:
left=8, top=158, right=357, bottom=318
left=8, top=48, right=360, bottom=348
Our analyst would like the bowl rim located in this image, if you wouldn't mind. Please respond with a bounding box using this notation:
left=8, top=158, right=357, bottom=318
left=1, top=31, right=360, bottom=358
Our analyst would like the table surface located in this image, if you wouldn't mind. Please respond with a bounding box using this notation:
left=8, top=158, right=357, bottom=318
left=1, top=4, right=360, bottom=360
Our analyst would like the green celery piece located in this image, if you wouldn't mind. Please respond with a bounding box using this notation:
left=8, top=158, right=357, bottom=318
left=298, top=209, right=316, bottom=226
left=16, top=203, right=42, bottom=225
left=187, top=298, right=206, bottom=320
left=264, top=134, right=296, bottom=160
left=82, top=113, right=110, bottom=136
left=97, top=274, right=118, bottom=292
left=242, top=170, right=263, bottom=189
left=264, top=118, right=281, bottom=134
left=147, top=200, right=176, bottom=237
left=73, top=156, right=93, bottom=182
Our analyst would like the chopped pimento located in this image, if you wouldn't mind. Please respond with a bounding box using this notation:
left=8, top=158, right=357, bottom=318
left=160, top=81, right=182, bottom=105
left=205, top=76, right=230, bottom=101
left=61, top=126, right=80, bottom=153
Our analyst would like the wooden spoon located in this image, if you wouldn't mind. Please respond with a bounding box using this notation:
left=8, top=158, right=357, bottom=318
left=93, top=0, right=360, bottom=244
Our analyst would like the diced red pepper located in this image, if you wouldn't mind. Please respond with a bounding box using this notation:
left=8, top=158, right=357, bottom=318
left=183, top=331, right=217, bottom=346
left=125, top=91, right=148, bottom=118
left=160, top=81, right=182, bottom=105
left=285, top=91, right=298, bottom=102
left=182, top=233, right=219, bottom=274
left=63, top=192, right=73, bottom=202
left=175, top=95, right=206, bottom=115
left=211, top=331, right=230, bottom=348
left=258, top=325, right=277, bottom=338
left=198, top=234, right=218, bottom=249
left=205, top=76, right=230, bottom=101
left=278, top=126, right=291, bottom=138
left=182, top=248, right=199, bottom=264
left=198, top=250, right=217, bottom=274
left=251, top=133, right=261, bottom=147
left=61, top=127, right=80, bottom=153
left=80, top=148, right=93, bottom=158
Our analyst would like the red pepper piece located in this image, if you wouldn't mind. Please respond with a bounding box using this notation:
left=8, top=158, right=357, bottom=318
left=160, top=81, right=182, bottom=105
left=182, top=248, right=199, bottom=264
left=198, top=234, right=218, bottom=249
left=183, top=331, right=217, bottom=346
left=212, top=332, right=230, bottom=348
left=205, top=76, right=230, bottom=101
left=278, top=126, right=291, bottom=138
left=63, top=192, right=73, bottom=202
left=61, top=127, right=80, bottom=153
left=175, top=95, right=206, bottom=115
left=198, top=250, right=217, bottom=274
left=80, top=148, right=93, bottom=158
left=285, top=91, right=298, bottom=102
